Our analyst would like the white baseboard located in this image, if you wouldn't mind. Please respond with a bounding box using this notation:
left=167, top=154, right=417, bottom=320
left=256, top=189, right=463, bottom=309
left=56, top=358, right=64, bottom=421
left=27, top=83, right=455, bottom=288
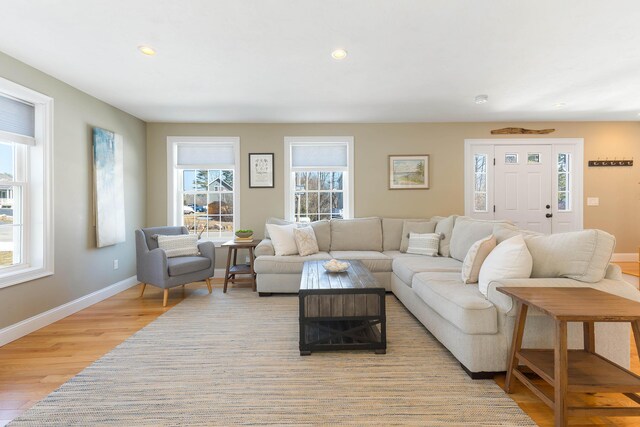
left=0, top=275, right=138, bottom=347
left=612, top=253, right=639, bottom=262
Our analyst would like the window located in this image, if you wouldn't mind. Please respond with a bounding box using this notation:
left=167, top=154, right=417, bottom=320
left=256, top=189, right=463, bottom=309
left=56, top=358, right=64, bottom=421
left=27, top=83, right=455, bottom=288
left=473, top=153, right=488, bottom=212
left=557, top=153, right=571, bottom=211
left=284, top=137, right=354, bottom=221
left=167, top=137, right=240, bottom=241
left=0, top=78, right=54, bottom=288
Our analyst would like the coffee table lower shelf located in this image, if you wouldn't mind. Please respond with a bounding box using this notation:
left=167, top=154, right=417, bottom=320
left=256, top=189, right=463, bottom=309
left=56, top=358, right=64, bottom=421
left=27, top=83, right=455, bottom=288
left=514, top=349, right=640, bottom=417
left=300, top=317, right=385, bottom=355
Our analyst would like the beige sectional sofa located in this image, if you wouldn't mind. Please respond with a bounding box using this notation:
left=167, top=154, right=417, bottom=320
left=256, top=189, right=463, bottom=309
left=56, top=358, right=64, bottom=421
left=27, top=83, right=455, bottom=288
left=254, top=216, right=640, bottom=377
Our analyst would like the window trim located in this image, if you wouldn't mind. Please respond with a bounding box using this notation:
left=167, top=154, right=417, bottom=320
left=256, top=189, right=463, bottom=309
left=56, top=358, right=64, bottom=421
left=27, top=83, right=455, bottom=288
left=0, top=76, right=54, bottom=289
left=166, top=136, right=240, bottom=244
left=283, top=136, right=354, bottom=221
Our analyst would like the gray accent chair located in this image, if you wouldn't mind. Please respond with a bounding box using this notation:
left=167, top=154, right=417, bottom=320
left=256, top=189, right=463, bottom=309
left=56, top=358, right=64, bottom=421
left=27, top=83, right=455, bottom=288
left=135, top=226, right=215, bottom=306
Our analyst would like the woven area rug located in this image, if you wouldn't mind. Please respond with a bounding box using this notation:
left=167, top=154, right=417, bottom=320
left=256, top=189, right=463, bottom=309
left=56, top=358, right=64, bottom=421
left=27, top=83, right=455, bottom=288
left=10, top=290, right=534, bottom=426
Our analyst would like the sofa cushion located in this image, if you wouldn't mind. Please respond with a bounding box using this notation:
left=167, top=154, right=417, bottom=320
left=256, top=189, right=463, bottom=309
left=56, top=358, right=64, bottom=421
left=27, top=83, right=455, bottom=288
left=400, top=221, right=437, bottom=252
left=382, top=250, right=425, bottom=259
left=382, top=218, right=405, bottom=251
left=449, top=217, right=511, bottom=261
left=525, top=229, right=615, bottom=283
left=294, top=226, right=319, bottom=256
left=478, top=235, right=533, bottom=297
left=433, top=215, right=456, bottom=257
left=330, top=217, right=383, bottom=251
left=492, top=223, right=543, bottom=244
left=264, top=218, right=331, bottom=252
left=167, top=256, right=211, bottom=276
left=412, top=272, right=498, bottom=334
left=392, top=256, right=463, bottom=286
left=329, top=251, right=392, bottom=272
left=461, top=234, right=496, bottom=284
left=254, top=252, right=332, bottom=274
left=266, top=223, right=299, bottom=256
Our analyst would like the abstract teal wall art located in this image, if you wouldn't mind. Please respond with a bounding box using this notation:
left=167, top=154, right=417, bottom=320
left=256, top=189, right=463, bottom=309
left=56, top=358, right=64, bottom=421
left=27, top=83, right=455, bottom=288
left=92, top=127, right=125, bottom=247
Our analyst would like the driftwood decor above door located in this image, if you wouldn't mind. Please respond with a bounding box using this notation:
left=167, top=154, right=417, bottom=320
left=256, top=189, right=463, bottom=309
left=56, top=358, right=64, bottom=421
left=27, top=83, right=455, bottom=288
left=490, top=127, right=555, bottom=135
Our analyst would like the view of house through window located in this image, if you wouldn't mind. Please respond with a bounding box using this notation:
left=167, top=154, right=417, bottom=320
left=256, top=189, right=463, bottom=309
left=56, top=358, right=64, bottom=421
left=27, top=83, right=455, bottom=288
left=294, top=171, right=344, bottom=221
left=180, top=169, right=235, bottom=239
left=0, top=141, right=23, bottom=268
left=168, top=138, right=240, bottom=241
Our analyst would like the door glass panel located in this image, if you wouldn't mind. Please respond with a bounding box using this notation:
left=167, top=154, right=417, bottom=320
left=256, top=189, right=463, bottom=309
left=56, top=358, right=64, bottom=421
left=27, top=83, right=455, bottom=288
left=557, top=153, right=571, bottom=211
left=527, top=153, right=540, bottom=164
left=473, top=154, right=488, bottom=212
left=505, top=153, right=518, bottom=164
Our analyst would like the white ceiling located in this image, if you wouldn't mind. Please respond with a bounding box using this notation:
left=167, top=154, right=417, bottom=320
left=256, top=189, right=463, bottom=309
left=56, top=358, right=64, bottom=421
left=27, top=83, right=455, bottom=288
left=1, top=0, right=640, bottom=123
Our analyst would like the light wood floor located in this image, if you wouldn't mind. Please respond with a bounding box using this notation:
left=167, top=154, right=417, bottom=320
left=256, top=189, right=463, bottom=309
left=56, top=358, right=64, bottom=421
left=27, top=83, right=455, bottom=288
left=1, top=281, right=639, bottom=426
left=616, top=262, right=640, bottom=278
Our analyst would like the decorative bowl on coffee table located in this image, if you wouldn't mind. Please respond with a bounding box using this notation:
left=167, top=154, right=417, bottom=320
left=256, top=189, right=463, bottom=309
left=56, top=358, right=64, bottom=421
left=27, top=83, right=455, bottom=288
left=323, top=259, right=350, bottom=273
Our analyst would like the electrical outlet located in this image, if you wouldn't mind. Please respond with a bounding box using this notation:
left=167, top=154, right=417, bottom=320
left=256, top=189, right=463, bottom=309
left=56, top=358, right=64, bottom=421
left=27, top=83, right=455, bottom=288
left=113, top=259, right=119, bottom=270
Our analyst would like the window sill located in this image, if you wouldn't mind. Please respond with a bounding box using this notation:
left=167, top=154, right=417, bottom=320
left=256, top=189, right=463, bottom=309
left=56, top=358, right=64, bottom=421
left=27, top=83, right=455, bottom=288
left=0, top=266, right=54, bottom=289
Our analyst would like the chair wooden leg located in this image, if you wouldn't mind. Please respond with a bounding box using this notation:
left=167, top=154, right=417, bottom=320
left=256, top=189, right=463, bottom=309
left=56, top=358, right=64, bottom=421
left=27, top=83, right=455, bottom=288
left=163, top=289, right=169, bottom=307
left=139, top=283, right=147, bottom=298
left=206, top=278, right=212, bottom=294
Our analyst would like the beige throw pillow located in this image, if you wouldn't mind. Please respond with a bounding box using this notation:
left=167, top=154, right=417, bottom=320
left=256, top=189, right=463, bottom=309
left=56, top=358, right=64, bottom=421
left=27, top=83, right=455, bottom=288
left=461, top=234, right=496, bottom=284
left=265, top=223, right=299, bottom=256
left=406, top=232, right=440, bottom=256
left=400, top=221, right=437, bottom=252
left=293, top=226, right=320, bottom=256
left=156, top=234, right=200, bottom=258
left=478, top=235, right=533, bottom=297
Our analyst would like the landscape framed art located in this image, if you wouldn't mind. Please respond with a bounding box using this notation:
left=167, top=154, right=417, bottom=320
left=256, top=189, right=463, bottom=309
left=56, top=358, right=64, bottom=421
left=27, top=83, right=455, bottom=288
left=388, top=154, right=429, bottom=189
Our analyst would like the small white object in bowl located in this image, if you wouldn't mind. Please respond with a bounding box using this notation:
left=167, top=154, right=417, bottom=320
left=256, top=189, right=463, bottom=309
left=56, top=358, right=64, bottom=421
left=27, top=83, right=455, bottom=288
left=323, top=259, right=350, bottom=273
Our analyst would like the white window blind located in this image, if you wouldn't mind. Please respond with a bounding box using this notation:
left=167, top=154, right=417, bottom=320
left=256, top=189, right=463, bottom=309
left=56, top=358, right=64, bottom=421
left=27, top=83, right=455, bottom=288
left=177, top=143, right=235, bottom=168
left=0, top=94, right=35, bottom=144
left=291, top=143, right=348, bottom=168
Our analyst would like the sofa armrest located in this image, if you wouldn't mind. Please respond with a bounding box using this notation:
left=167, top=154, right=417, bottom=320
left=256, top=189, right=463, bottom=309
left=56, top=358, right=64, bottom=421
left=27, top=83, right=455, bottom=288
left=255, top=238, right=275, bottom=257
left=137, top=248, right=169, bottom=285
left=605, top=263, right=623, bottom=281
left=198, top=241, right=216, bottom=276
left=487, top=277, right=640, bottom=316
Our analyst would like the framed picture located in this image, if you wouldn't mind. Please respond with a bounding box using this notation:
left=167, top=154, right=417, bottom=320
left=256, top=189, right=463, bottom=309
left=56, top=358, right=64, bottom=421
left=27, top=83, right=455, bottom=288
left=389, top=155, right=429, bottom=189
left=249, top=153, right=274, bottom=188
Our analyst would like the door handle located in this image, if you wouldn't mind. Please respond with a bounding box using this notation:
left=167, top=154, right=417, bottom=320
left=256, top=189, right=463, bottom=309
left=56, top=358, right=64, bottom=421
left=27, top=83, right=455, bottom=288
left=546, top=213, right=553, bottom=218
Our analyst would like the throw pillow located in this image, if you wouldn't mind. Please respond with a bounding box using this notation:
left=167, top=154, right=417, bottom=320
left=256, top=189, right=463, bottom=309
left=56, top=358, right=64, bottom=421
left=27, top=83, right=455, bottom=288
left=400, top=221, right=437, bottom=253
left=478, top=234, right=533, bottom=297
left=265, top=223, right=299, bottom=256
left=461, top=234, right=497, bottom=284
left=406, top=232, right=440, bottom=256
left=156, top=234, right=200, bottom=258
left=293, top=226, right=319, bottom=257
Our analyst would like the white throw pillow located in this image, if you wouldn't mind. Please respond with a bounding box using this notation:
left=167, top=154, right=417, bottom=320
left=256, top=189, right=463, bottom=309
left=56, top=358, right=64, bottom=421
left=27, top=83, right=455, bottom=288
left=461, top=234, right=496, bottom=284
left=293, top=226, right=319, bottom=257
left=156, top=234, right=200, bottom=258
left=265, top=223, right=299, bottom=256
left=406, top=232, right=440, bottom=257
left=478, top=234, right=533, bottom=297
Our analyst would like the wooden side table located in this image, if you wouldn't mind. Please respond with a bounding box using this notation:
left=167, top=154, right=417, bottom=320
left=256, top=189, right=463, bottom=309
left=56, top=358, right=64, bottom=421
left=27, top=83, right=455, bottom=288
left=499, top=287, right=640, bottom=427
left=221, top=239, right=260, bottom=293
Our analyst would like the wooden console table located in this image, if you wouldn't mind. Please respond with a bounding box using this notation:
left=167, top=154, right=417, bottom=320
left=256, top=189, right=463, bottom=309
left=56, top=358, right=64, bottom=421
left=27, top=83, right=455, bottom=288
left=221, top=239, right=260, bottom=293
left=499, top=287, right=640, bottom=427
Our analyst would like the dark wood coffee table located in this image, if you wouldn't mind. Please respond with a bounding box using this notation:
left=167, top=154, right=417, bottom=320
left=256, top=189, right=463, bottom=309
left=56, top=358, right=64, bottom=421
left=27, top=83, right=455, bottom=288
left=299, top=260, right=386, bottom=355
left=499, top=287, right=640, bottom=427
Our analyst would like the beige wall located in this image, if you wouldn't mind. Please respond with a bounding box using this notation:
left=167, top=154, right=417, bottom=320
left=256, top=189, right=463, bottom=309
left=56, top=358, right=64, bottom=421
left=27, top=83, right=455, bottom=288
left=0, top=51, right=147, bottom=329
left=147, top=122, right=640, bottom=266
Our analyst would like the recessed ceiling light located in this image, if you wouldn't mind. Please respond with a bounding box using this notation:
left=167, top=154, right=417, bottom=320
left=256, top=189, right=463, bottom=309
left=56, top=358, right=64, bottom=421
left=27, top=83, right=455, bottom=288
left=553, top=102, right=567, bottom=109
left=138, top=45, right=156, bottom=56
left=331, top=49, right=348, bottom=60
left=474, top=94, right=488, bottom=104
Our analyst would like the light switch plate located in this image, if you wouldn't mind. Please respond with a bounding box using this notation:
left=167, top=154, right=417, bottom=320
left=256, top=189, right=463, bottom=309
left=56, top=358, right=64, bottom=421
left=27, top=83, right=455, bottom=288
left=587, top=197, right=599, bottom=206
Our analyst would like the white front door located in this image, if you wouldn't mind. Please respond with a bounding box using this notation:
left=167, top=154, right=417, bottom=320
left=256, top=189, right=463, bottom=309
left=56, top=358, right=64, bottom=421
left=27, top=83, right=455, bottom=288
left=494, top=145, right=553, bottom=233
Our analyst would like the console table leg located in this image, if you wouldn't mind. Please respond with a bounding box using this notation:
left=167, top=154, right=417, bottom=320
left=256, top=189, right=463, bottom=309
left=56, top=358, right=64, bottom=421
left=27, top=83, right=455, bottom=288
left=555, top=320, right=568, bottom=427
left=583, top=321, right=595, bottom=353
left=223, top=247, right=232, bottom=293
left=631, top=321, right=640, bottom=362
left=505, top=302, right=528, bottom=393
